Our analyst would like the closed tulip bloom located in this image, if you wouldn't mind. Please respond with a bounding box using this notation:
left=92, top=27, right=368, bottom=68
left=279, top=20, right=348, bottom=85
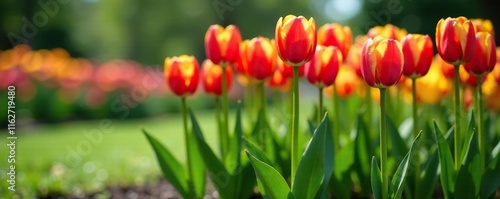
left=402, top=34, right=434, bottom=78
left=202, top=59, right=233, bottom=96
left=471, top=18, right=495, bottom=36
left=305, top=45, right=342, bottom=87
left=463, top=32, right=496, bottom=76
left=436, top=17, right=476, bottom=65
left=318, top=23, right=353, bottom=58
left=164, top=55, right=200, bottom=97
left=360, top=36, right=404, bottom=88
left=276, top=57, right=304, bottom=79
left=205, top=24, right=242, bottom=64
left=367, top=24, right=407, bottom=41
left=459, top=65, right=486, bottom=87
left=493, top=48, right=500, bottom=84
left=267, top=67, right=291, bottom=92
left=241, top=37, right=276, bottom=80
left=324, top=66, right=360, bottom=98
left=275, top=15, right=317, bottom=66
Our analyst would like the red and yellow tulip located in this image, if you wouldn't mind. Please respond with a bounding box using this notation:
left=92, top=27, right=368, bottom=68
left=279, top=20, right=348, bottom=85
left=164, top=55, right=200, bottom=97
left=275, top=15, right=317, bottom=66
left=360, top=36, right=404, bottom=88
left=436, top=17, right=476, bottom=65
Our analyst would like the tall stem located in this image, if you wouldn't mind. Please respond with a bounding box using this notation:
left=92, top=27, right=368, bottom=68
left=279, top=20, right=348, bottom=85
left=379, top=88, right=388, bottom=199
left=245, top=81, right=254, bottom=129
left=476, top=75, right=484, bottom=171
left=181, top=97, right=194, bottom=191
left=411, top=78, right=420, bottom=193
left=318, top=87, right=323, bottom=125
left=453, top=65, right=461, bottom=171
left=291, top=66, right=300, bottom=188
left=215, top=97, right=224, bottom=156
left=258, top=82, right=267, bottom=149
left=221, top=64, right=229, bottom=160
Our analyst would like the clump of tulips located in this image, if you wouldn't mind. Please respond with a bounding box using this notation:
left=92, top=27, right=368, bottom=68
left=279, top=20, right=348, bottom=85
left=144, top=15, right=500, bottom=199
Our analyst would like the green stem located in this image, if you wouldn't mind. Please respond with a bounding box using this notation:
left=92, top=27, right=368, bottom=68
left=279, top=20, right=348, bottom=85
left=318, top=87, right=323, bottom=125
left=476, top=75, right=484, bottom=171
left=411, top=78, right=420, bottom=194
left=215, top=97, right=224, bottom=156
left=453, top=65, right=461, bottom=171
left=258, top=82, right=267, bottom=149
left=379, top=88, right=388, bottom=199
left=222, top=64, right=229, bottom=160
left=366, top=84, right=375, bottom=141
left=332, top=84, right=340, bottom=151
left=181, top=97, right=194, bottom=192
left=245, top=81, right=254, bottom=130
left=291, top=66, right=300, bottom=189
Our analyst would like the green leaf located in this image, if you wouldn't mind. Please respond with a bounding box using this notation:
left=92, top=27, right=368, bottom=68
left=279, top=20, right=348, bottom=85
left=293, top=114, right=329, bottom=199
left=315, top=116, right=335, bottom=199
left=415, top=130, right=440, bottom=199
left=371, top=157, right=383, bottom=199
left=455, top=131, right=480, bottom=199
left=235, top=162, right=257, bottom=199
left=461, top=111, right=476, bottom=161
left=187, top=129, right=206, bottom=198
left=189, top=110, right=232, bottom=198
left=244, top=137, right=274, bottom=166
left=389, top=132, right=422, bottom=199
left=329, top=142, right=354, bottom=199
left=433, top=122, right=455, bottom=199
left=143, top=130, right=189, bottom=198
left=246, top=151, right=294, bottom=199
left=481, top=150, right=500, bottom=198
left=354, top=113, right=372, bottom=196
left=226, top=105, right=243, bottom=174
left=387, top=115, right=409, bottom=163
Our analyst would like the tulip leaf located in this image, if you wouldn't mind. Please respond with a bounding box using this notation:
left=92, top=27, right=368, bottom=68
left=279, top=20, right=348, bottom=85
left=389, top=132, right=422, bottom=199
left=371, top=157, right=383, bottom=199
left=235, top=162, right=257, bottom=199
left=461, top=111, right=476, bottom=161
left=292, top=114, right=329, bottom=199
left=143, top=129, right=189, bottom=198
left=415, top=125, right=446, bottom=199
left=387, top=115, right=409, bottom=163
left=433, top=122, right=455, bottom=199
left=244, top=137, right=274, bottom=166
left=226, top=104, right=243, bottom=174
left=455, top=131, right=480, bottom=199
left=187, top=126, right=206, bottom=198
left=354, top=112, right=372, bottom=196
left=246, top=151, right=295, bottom=199
left=189, top=110, right=232, bottom=198
left=481, top=150, right=500, bottom=198
left=329, top=141, right=354, bottom=199
left=315, top=116, right=335, bottom=199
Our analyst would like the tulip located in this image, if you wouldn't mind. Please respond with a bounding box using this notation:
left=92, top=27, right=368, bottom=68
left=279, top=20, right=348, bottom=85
left=402, top=34, right=434, bottom=78
left=267, top=66, right=291, bottom=92
left=463, top=32, right=496, bottom=76
left=483, top=74, right=500, bottom=112
left=276, top=57, right=305, bottom=79
left=202, top=59, right=233, bottom=96
left=318, top=23, right=353, bottom=58
left=434, top=55, right=455, bottom=79
left=164, top=55, right=199, bottom=97
left=346, top=45, right=363, bottom=78
left=324, top=66, right=359, bottom=98
left=460, top=65, right=486, bottom=87
left=360, top=36, right=404, bottom=88
left=360, top=36, right=403, bottom=199
left=367, top=24, right=407, bottom=41
left=436, top=17, right=476, bottom=65
left=493, top=48, right=500, bottom=85
left=414, top=65, right=451, bottom=104
left=205, top=24, right=242, bottom=65
left=241, top=37, right=276, bottom=81
left=471, top=18, right=495, bottom=36
left=275, top=15, right=316, bottom=186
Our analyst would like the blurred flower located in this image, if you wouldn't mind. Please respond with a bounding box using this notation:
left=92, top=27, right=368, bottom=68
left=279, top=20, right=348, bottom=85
left=434, top=54, right=455, bottom=79
left=493, top=48, right=500, bottom=84
left=463, top=87, right=473, bottom=111
left=402, top=64, right=451, bottom=104
left=317, top=23, right=352, bottom=58
left=346, top=45, right=362, bottom=78
left=275, top=15, right=317, bottom=66
left=324, top=66, right=360, bottom=98
left=276, top=57, right=304, bottom=79
left=304, top=45, right=342, bottom=87
left=202, top=59, right=233, bottom=96
left=267, top=66, right=291, bottom=92
left=205, top=24, right=242, bottom=64
left=436, top=17, right=476, bottom=65
left=367, top=24, right=407, bottom=41
left=471, top=18, right=495, bottom=36
left=463, top=32, right=496, bottom=76
left=360, top=36, right=404, bottom=88
left=401, top=34, right=434, bottom=78
left=459, top=65, right=486, bottom=87
left=482, top=74, right=500, bottom=112
left=240, top=37, right=276, bottom=81
left=164, top=55, right=200, bottom=97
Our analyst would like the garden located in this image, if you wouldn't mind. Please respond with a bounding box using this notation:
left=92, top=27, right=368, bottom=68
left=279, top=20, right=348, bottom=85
left=1, top=0, right=500, bottom=198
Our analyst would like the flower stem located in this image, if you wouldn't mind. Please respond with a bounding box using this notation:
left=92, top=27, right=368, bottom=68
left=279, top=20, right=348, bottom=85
left=318, top=87, right=323, bottom=125
left=332, top=84, right=340, bottom=151
left=181, top=97, right=194, bottom=192
left=453, top=65, right=461, bottom=171
left=379, top=88, right=388, bottom=199
left=476, top=75, right=484, bottom=171
left=245, top=80, right=254, bottom=130
left=215, top=97, right=224, bottom=156
left=411, top=78, right=420, bottom=193
left=221, top=65, right=229, bottom=160
left=291, top=66, right=300, bottom=189
left=258, top=82, right=267, bottom=149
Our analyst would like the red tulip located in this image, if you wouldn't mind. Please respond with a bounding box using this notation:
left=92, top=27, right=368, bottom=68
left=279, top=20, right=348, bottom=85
left=304, top=45, right=342, bottom=87
left=360, top=36, right=404, bottom=88
left=318, top=23, right=352, bottom=59
left=436, top=17, right=476, bottom=65
left=240, top=37, right=276, bottom=81
left=205, top=24, right=242, bottom=65
left=346, top=45, right=363, bottom=78
left=275, top=15, right=317, bottom=66
left=367, top=24, right=407, bottom=41
left=267, top=66, right=291, bottom=92
left=276, top=57, right=304, bottom=79
left=202, top=59, right=233, bottom=96
left=402, top=34, right=434, bottom=78
left=463, top=32, right=496, bottom=76
left=164, top=55, right=199, bottom=97
left=471, top=18, right=495, bottom=36
left=459, top=65, right=486, bottom=87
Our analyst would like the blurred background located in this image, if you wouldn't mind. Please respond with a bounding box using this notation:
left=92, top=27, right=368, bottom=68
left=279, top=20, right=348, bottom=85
left=0, top=0, right=498, bottom=197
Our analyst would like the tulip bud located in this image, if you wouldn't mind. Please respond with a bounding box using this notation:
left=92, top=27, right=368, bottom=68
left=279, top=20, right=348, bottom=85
left=276, top=57, right=304, bottom=79
left=463, top=32, right=496, bottom=76
left=401, top=34, right=434, bottom=78
left=267, top=66, right=291, bottom=92
left=459, top=65, right=486, bottom=87
left=241, top=37, right=276, bottom=81
left=471, top=18, right=495, bottom=36
left=324, top=66, right=360, bottom=98
left=436, top=17, right=476, bottom=65
left=304, top=45, right=342, bottom=87
left=201, top=59, right=233, bottom=96
left=205, top=24, right=242, bottom=65
left=367, top=24, right=407, bottom=41
left=318, top=23, right=353, bottom=59
left=164, top=55, right=200, bottom=97
left=275, top=15, right=317, bottom=66
left=360, top=36, right=404, bottom=88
